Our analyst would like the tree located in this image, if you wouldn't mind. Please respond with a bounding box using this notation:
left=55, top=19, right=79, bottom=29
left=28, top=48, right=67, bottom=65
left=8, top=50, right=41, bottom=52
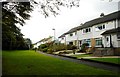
left=2, top=2, right=33, bottom=50
left=25, top=38, right=33, bottom=49
left=35, top=0, right=80, bottom=17
left=2, top=0, right=81, bottom=50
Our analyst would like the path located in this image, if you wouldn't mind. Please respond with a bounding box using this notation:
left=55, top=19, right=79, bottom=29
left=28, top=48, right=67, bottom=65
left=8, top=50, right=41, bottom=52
left=37, top=51, right=120, bottom=72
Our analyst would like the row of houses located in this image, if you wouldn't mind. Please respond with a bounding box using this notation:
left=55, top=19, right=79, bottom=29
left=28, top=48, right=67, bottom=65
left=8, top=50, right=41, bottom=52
left=34, top=36, right=53, bottom=48
left=58, top=11, right=120, bottom=49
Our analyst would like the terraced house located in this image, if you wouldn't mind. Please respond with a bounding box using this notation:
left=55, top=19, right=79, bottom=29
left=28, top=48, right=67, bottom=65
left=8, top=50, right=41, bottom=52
left=34, top=36, right=54, bottom=48
left=59, top=11, right=120, bottom=49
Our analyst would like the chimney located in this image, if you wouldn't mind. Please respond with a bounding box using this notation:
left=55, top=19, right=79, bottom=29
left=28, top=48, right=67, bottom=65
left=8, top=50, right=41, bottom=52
left=100, top=13, right=104, bottom=17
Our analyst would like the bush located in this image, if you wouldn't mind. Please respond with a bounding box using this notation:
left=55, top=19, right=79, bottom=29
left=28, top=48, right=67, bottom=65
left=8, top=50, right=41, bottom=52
left=80, top=43, right=89, bottom=52
left=42, top=48, right=48, bottom=52
left=47, top=48, right=54, bottom=54
left=71, top=45, right=77, bottom=50
left=39, top=44, right=47, bottom=49
left=67, top=44, right=77, bottom=50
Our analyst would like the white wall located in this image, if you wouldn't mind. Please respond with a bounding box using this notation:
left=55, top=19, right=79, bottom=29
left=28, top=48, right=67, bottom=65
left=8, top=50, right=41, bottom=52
left=66, top=32, right=78, bottom=42
left=118, top=19, right=120, bottom=27
left=59, top=37, right=66, bottom=44
left=93, top=20, right=115, bottom=38
left=62, top=19, right=119, bottom=47
left=103, top=34, right=119, bottom=47
left=112, top=34, right=118, bottom=47
left=78, top=28, right=93, bottom=40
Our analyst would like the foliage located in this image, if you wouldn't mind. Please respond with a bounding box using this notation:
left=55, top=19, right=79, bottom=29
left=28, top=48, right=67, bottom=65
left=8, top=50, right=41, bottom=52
left=42, top=48, right=48, bottom=52
left=35, top=0, right=80, bottom=17
left=39, top=44, right=47, bottom=49
left=67, top=44, right=77, bottom=50
left=2, top=0, right=81, bottom=50
left=38, top=42, right=78, bottom=54
left=25, top=38, right=33, bottom=49
left=2, top=2, right=33, bottom=50
left=80, top=43, right=89, bottom=52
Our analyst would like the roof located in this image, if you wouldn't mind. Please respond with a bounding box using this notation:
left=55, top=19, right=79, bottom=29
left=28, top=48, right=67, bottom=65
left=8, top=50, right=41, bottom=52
left=58, top=33, right=66, bottom=38
left=34, top=36, right=53, bottom=44
left=101, top=27, right=120, bottom=35
left=77, top=11, right=120, bottom=29
left=59, top=11, right=120, bottom=38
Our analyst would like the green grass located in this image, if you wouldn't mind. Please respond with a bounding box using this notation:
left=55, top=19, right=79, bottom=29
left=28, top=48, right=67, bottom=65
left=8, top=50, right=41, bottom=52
left=89, top=58, right=120, bottom=65
left=2, top=50, right=119, bottom=75
left=71, top=54, right=92, bottom=58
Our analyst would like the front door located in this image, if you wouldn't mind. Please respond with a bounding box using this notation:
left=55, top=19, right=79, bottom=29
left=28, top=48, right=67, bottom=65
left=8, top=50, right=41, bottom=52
left=105, top=36, right=110, bottom=47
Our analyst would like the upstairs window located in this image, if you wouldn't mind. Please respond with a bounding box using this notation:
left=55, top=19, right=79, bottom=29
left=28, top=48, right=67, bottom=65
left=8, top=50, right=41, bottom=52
left=95, top=24, right=105, bottom=31
left=62, top=37, right=64, bottom=40
left=117, top=34, right=120, bottom=39
left=75, top=32, right=77, bottom=35
left=70, top=33, right=73, bottom=36
left=83, top=28, right=91, bottom=33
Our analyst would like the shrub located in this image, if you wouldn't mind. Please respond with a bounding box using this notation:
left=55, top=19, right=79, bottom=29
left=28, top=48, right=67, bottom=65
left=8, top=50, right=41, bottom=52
left=80, top=43, right=89, bottom=52
left=67, top=44, right=77, bottom=50
left=67, top=44, right=72, bottom=50
left=42, top=48, right=48, bottom=52
left=47, top=48, right=54, bottom=54
left=71, top=45, right=77, bottom=50
left=39, top=44, right=47, bottom=49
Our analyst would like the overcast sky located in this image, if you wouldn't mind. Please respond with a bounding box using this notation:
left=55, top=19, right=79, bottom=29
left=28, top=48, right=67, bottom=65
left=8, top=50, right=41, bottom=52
left=20, top=0, right=120, bottom=43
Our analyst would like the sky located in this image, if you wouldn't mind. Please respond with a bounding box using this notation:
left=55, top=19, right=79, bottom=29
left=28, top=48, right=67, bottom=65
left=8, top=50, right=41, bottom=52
left=20, top=0, right=120, bottom=43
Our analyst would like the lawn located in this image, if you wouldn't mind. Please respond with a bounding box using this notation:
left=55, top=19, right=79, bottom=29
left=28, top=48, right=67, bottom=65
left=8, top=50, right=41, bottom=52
left=2, top=50, right=119, bottom=76
left=89, top=58, right=120, bottom=65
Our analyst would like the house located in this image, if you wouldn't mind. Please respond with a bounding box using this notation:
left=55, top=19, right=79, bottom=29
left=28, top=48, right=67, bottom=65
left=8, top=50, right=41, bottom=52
left=33, top=36, right=54, bottom=48
left=58, top=33, right=66, bottom=44
left=59, top=11, right=120, bottom=49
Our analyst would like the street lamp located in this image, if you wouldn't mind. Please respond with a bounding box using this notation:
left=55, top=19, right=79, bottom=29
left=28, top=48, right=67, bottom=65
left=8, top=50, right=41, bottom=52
left=52, top=28, right=55, bottom=42
left=52, top=28, right=55, bottom=52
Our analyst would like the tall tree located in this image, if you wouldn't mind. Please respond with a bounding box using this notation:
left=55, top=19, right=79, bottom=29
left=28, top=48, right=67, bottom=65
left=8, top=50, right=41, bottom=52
left=2, top=2, right=33, bottom=50
left=2, top=0, right=81, bottom=50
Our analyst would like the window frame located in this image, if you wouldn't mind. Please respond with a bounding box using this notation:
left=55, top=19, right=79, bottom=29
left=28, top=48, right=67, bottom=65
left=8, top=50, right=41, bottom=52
left=69, top=33, right=73, bottom=36
left=95, top=24, right=105, bottom=31
left=82, top=27, right=91, bottom=34
left=95, top=38, right=102, bottom=46
left=117, top=33, right=120, bottom=40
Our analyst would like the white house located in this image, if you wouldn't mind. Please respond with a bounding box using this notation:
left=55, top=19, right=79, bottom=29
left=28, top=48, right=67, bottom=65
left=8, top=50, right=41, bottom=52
left=33, top=36, right=54, bottom=48
left=59, top=11, right=120, bottom=48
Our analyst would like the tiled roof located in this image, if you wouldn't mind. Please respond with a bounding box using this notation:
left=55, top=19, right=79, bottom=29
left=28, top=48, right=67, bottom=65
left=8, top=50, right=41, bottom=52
left=59, top=11, right=120, bottom=38
left=78, top=11, right=120, bottom=29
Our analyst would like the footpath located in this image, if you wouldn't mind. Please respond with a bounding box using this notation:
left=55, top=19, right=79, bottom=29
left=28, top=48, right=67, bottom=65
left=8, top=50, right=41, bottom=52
left=37, top=51, right=120, bottom=72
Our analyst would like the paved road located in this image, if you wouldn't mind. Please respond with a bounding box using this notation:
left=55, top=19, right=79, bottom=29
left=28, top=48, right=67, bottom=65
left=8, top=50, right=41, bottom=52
left=37, top=51, right=120, bottom=72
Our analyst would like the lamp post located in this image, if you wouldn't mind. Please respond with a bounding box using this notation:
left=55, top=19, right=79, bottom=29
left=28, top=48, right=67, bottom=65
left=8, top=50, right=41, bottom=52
left=52, top=28, right=55, bottom=42
left=52, top=28, right=55, bottom=52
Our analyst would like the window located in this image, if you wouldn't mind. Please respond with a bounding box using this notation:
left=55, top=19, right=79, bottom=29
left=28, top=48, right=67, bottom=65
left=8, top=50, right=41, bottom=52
left=70, top=33, right=73, bottom=36
left=62, top=37, right=64, bottom=40
left=95, top=24, right=105, bottom=31
left=69, top=42, right=73, bottom=45
left=75, top=32, right=77, bottom=35
left=103, top=25, right=105, bottom=29
left=106, top=37, right=109, bottom=42
left=117, top=34, right=120, bottom=39
left=95, top=38, right=102, bottom=46
left=83, top=39, right=91, bottom=46
left=83, top=28, right=91, bottom=33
